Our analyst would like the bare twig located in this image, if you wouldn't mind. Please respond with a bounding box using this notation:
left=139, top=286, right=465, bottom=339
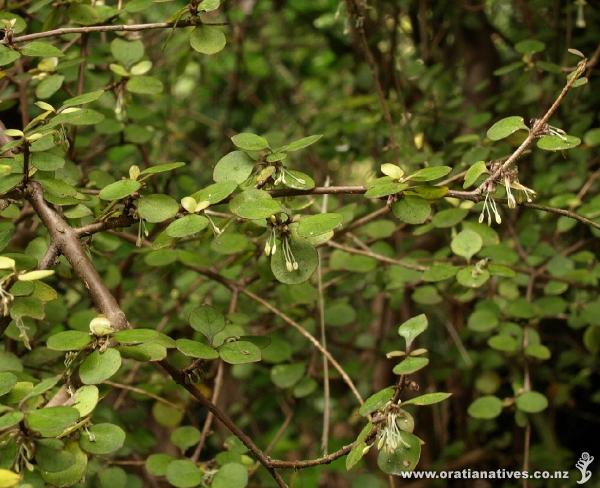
left=6, top=20, right=227, bottom=44
left=240, top=287, right=364, bottom=405
left=318, top=177, right=330, bottom=455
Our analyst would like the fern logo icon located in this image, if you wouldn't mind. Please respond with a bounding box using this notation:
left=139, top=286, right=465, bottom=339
left=575, top=452, right=594, bottom=485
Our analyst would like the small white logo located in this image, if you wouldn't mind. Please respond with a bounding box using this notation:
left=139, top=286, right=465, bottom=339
left=575, top=452, right=594, bottom=485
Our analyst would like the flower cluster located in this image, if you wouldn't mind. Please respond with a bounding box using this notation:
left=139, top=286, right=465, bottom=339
left=263, top=216, right=299, bottom=272
left=273, top=167, right=306, bottom=187
left=478, top=161, right=536, bottom=226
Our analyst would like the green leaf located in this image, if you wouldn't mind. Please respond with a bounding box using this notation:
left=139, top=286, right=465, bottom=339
left=467, top=309, right=499, bottom=332
left=270, top=363, right=305, bottom=388
left=377, top=431, right=421, bottom=474
left=422, top=264, right=458, bottom=282
left=18, top=269, right=54, bottom=281
left=213, top=151, right=254, bottom=184
left=51, top=108, right=105, bottom=126
left=140, top=162, right=186, bottom=175
left=486, top=116, right=529, bottom=141
left=36, top=74, right=65, bottom=99
left=61, top=89, right=105, bottom=109
left=281, top=134, right=322, bottom=152
left=407, top=166, right=452, bottom=182
left=35, top=442, right=75, bottom=473
left=145, top=454, right=175, bottom=476
left=191, top=181, right=237, bottom=205
left=47, top=330, right=91, bottom=351
left=99, top=180, right=141, bottom=200
left=451, top=229, right=482, bottom=261
left=392, top=357, right=429, bottom=375
left=71, top=385, right=99, bottom=417
left=0, top=45, right=20, bottom=66
left=137, top=194, right=179, bottom=223
left=165, top=215, right=208, bottom=238
left=230, top=133, right=269, bottom=151
left=281, top=169, right=315, bottom=190
left=0, top=411, right=23, bottom=430
left=0, top=372, right=17, bottom=396
left=463, top=161, right=488, bottom=188
left=21, top=41, right=64, bottom=57
left=456, top=266, right=490, bottom=288
left=515, top=39, right=545, bottom=54
left=230, top=189, right=282, bottom=219
left=398, top=314, right=428, bottom=348
left=467, top=395, right=503, bottom=419
left=80, top=423, right=126, bottom=454
left=584, top=128, right=600, bottom=147
left=126, top=76, right=164, bottom=95
left=359, top=386, right=394, bottom=416
left=488, top=334, right=519, bottom=352
left=40, top=441, right=87, bottom=487
left=381, top=163, right=404, bottom=180
left=346, top=441, right=368, bottom=470
left=113, top=329, right=159, bottom=344
left=515, top=391, right=548, bottom=413
left=525, top=344, right=551, bottom=360
left=402, top=392, right=451, bottom=406
left=170, top=426, right=201, bottom=451
left=536, top=135, right=581, bottom=151
left=271, top=238, right=318, bottom=284
left=297, top=213, right=342, bottom=237
left=364, top=179, right=407, bottom=198
left=392, top=196, right=431, bottom=224
left=212, top=463, right=248, bottom=488
left=431, top=208, right=469, bottom=228
left=175, top=339, right=219, bottom=359
left=110, top=38, right=144, bottom=67
left=219, top=341, right=261, bottom=364
left=79, top=348, right=122, bottom=385
left=166, top=459, right=203, bottom=487
left=189, top=305, right=226, bottom=342
left=26, top=407, right=79, bottom=437
left=189, top=26, right=226, bottom=55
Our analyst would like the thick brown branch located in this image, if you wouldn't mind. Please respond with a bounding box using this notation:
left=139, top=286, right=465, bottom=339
left=26, top=182, right=129, bottom=330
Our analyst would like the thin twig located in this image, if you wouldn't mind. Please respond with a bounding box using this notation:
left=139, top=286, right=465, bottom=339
left=328, top=241, right=427, bottom=271
left=6, top=20, right=227, bottom=44
left=318, top=176, right=330, bottom=455
left=103, top=380, right=183, bottom=410
left=240, top=287, right=364, bottom=405
left=471, top=59, right=587, bottom=196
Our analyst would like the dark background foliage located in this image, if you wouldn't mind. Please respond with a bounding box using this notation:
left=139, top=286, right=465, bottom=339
left=0, top=0, right=599, bottom=487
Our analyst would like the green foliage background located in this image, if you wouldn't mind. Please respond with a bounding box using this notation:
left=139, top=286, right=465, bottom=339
left=0, top=0, right=599, bottom=487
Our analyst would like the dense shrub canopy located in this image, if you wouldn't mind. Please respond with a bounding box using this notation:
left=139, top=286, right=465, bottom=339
left=0, top=1, right=599, bottom=487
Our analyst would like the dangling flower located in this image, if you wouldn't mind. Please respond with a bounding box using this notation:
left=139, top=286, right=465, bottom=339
left=478, top=192, right=502, bottom=226
left=281, top=236, right=298, bottom=272
left=504, top=175, right=517, bottom=209
left=376, top=410, right=406, bottom=453
left=264, top=227, right=278, bottom=256
left=0, top=282, right=14, bottom=317
left=511, top=180, right=536, bottom=203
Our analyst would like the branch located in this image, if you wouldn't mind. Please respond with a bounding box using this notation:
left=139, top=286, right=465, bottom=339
left=160, top=362, right=287, bottom=487
left=5, top=20, right=226, bottom=44
left=470, top=59, right=587, bottom=196
left=24, top=183, right=287, bottom=487
left=26, top=182, right=129, bottom=330
left=240, top=287, right=364, bottom=405
left=328, top=241, right=427, bottom=271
